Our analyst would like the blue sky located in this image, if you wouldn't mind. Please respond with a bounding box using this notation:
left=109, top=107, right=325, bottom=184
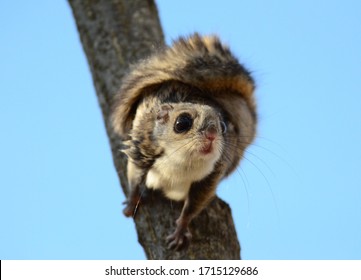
left=0, top=1, right=360, bottom=259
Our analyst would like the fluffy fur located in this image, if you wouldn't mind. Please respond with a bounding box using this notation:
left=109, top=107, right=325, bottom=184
left=111, top=33, right=257, bottom=250
left=112, top=33, right=256, bottom=137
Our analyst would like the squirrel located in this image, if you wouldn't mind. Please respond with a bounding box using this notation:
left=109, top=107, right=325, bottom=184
left=111, top=33, right=257, bottom=250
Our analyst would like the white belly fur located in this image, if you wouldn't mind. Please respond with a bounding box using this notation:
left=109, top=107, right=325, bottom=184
left=145, top=153, right=217, bottom=201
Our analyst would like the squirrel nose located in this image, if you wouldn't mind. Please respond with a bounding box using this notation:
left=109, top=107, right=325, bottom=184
left=205, top=125, right=217, bottom=141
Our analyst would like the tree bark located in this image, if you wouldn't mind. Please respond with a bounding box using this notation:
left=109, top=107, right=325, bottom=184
left=68, top=0, right=241, bottom=259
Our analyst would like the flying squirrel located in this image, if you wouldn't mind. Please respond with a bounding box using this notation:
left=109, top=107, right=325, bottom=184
left=111, top=33, right=257, bottom=250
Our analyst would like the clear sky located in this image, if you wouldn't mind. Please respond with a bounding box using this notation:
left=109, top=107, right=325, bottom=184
left=1, top=0, right=360, bottom=260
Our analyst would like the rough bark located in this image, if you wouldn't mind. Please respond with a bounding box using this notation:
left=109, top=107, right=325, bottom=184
left=68, top=0, right=241, bottom=259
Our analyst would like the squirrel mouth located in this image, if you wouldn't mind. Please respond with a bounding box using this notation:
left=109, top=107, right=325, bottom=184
left=200, top=142, right=213, bottom=155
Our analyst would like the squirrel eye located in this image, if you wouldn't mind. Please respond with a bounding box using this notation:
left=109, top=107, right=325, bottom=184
left=174, top=114, right=193, bottom=133
left=220, top=121, right=227, bottom=134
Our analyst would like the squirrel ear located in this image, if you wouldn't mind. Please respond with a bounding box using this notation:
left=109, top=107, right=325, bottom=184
left=156, top=104, right=174, bottom=124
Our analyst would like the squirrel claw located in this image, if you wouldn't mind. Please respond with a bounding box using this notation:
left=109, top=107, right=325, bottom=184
left=166, top=227, right=192, bottom=251
left=123, top=201, right=136, bottom=217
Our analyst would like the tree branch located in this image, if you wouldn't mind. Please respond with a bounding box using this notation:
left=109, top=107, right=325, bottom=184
left=68, top=0, right=241, bottom=259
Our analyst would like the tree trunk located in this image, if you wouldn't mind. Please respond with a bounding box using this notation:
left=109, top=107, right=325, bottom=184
left=68, top=0, right=241, bottom=259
